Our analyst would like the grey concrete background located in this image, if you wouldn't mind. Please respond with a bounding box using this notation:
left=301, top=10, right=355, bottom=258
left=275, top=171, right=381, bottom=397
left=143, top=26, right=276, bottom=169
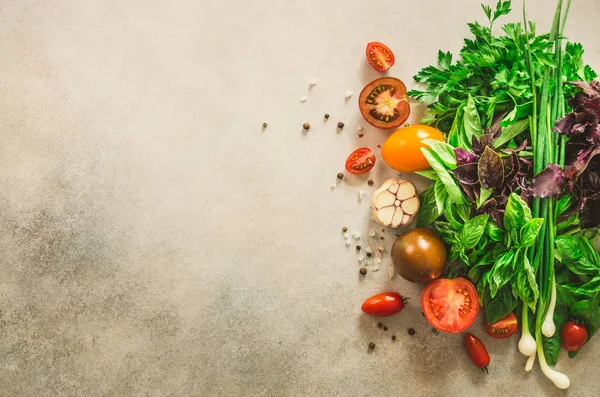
left=1, top=0, right=599, bottom=396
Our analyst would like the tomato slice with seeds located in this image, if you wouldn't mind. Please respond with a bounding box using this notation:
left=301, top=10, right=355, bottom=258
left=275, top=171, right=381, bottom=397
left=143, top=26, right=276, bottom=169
left=345, top=148, right=376, bottom=175
left=366, top=42, right=395, bottom=72
left=485, top=312, right=518, bottom=339
left=358, top=77, right=410, bottom=130
left=421, top=278, right=479, bottom=333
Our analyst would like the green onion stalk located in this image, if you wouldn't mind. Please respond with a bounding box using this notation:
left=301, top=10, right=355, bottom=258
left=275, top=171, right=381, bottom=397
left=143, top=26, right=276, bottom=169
left=517, top=0, right=571, bottom=389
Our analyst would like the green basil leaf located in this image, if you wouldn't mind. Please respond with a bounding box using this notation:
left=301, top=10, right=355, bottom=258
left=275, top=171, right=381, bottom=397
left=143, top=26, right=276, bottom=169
left=421, top=148, right=465, bottom=204
left=519, top=218, right=544, bottom=248
left=493, top=118, right=530, bottom=148
left=503, top=193, right=532, bottom=232
left=515, top=254, right=539, bottom=310
left=456, top=204, right=472, bottom=223
left=434, top=179, right=448, bottom=214
left=490, top=250, right=517, bottom=298
left=477, top=272, right=491, bottom=306
left=486, top=221, right=505, bottom=242
left=459, top=214, right=490, bottom=249
left=459, top=249, right=470, bottom=267
left=414, top=170, right=440, bottom=181
left=448, top=103, right=465, bottom=147
left=477, top=186, right=494, bottom=209
left=555, top=235, right=600, bottom=275
left=576, top=276, right=600, bottom=295
left=463, top=95, right=484, bottom=146
left=484, top=284, right=519, bottom=324
left=416, top=185, right=441, bottom=227
left=555, top=194, right=574, bottom=219
left=422, top=138, right=457, bottom=169
left=556, top=215, right=580, bottom=235
left=445, top=204, right=465, bottom=231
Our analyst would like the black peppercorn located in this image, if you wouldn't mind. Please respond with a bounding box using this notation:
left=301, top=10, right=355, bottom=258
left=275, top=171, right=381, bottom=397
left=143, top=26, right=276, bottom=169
left=359, top=267, right=367, bottom=275
left=368, top=342, right=376, bottom=349
left=408, top=328, right=416, bottom=336
left=337, top=122, right=345, bottom=129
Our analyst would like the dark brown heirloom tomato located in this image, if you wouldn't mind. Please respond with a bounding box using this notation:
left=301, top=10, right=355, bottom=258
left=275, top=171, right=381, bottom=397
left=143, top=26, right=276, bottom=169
left=391, top=228, right=447, bottom=283
left=358, top=77, right=410, bottom=130
left=464, top=333, right=490, bottom=373
left=485, top=312, right=518, bottom=339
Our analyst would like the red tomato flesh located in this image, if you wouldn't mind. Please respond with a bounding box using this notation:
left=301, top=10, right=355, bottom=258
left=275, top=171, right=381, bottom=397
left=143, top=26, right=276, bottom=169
left=421, top=278, right=479, bottom=333
left=561, top=321, right=588, bottom=352
left=366, top=42, right=395, bottom=72
left=485, top=312, right=518, bottom=339
left=464, top=333, right=490, bottom=371
left=345, top=148, right=376, bottom=175
left=361, top=292, right=405, bottom=317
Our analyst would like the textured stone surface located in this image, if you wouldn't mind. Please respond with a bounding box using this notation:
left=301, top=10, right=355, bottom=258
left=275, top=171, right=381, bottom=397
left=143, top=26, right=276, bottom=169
left=1, top=0, right=600, bottom=396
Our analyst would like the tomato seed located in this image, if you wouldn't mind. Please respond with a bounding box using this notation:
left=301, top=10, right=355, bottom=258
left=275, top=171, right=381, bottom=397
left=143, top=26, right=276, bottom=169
left=368, top=180, right=374, bottom=186
left=368, top=342, right=376, bottom=350
left=359, top=267, right=367, bottom=275
left=408, top=328, right=416, bottom=336
left=337, top=173, right=344, bottom=180
left=337, top=122, right=345, bottom=129
left=303, top=122, right=310, bottom=130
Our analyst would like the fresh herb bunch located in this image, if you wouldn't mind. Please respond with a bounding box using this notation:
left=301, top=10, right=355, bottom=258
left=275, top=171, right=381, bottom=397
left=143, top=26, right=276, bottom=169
left=410, top=0, right=599, bottom=389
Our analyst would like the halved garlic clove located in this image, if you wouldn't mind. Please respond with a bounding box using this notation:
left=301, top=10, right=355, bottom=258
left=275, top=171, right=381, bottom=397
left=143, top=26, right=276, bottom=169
left=371, top=179, right=420, bottom=228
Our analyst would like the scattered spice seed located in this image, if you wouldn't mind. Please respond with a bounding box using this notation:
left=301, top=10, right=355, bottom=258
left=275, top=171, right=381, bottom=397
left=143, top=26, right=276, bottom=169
left=377, top=144, right=381, bottom=148
left=366, top=252, right=372, bottom=257
left=337, top=173, right=344, bottom=180
left=368, top=180, right=374, bottom=186
left=359, top=267, right=367, bottom=275
left=368, top=342, right=376, bottom=350
left=303, top=122, right=310, bottom=130
left=431, top=328, right=438, bottom=334
left=377, top=322, right=383, bottom=328
left=391, top=335, right=396, bottom=341
left=342, top=226, right=348, bottom=232
left=358, top=133, right=364, bottom=138
left=404, top=123, right=410, bottom=127
left=408, top=328, right=416, bottom=336
left=380, top=236, right=385, bottom=240
left=262, top=122, right=268, bottom=128
left=337, top=122, right=345, bottom=129
left=356, top=245, right=361, bottom=251
left=324, top=113, right=330, bottom=119
left=383, top=326, right=388, bottom=331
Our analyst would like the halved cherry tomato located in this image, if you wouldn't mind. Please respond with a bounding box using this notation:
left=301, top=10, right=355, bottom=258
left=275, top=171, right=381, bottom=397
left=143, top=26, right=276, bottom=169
left=382, top=125, right=445, bottom=173
left=421, top=278, right=479, bottom=333
left=358, top=77, right=410, bottom=130
left=366, top=42, right=395, bottom=72
left=561, top=321, right=588, bottom=352
left=464, top=333, right=490, bottom=373
left=485, top=312, right=518, bottom=339
left=361, top=292, right=406, bottom=317
left=345, top=148, right=376, bottom=174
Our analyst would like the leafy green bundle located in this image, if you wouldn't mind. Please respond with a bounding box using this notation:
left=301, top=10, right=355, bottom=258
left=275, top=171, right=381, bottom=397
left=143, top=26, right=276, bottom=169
left=410, top=0, right=600, bottom=389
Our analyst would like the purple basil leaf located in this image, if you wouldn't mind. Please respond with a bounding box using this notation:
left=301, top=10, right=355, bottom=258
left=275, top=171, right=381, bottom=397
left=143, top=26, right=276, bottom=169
left=452, top=163, right=479, bottom=185
left=571, top=146, right=600, bottom=176
left=580, top=198, right=600, bottom=228
left=486, top=111, right=509, bottom=140
left=584, top=170, right=600, bottom=192
left=478, top=146, right=504, bottom=189
left=454, top=148, right=478, bottom=165
left=504, top=152, right=520, bottom=182
left=460, top=182, right=477, bottom=202
left=554, top=113, right=577, bottom=134
left=531, top=164, right=566, bottom=198
left=571, top=81, right=600, bottom=97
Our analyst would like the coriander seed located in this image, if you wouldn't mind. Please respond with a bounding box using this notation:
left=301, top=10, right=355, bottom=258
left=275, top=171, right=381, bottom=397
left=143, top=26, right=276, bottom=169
left=368, top=342, right=376, bottom=350
left=342, top=226, right=348, bottom=232
left=303, top=122, right=310, bottom=130
left=337, top=173, right=344, bottom=180
left=359, top=267, right=367, bottom=275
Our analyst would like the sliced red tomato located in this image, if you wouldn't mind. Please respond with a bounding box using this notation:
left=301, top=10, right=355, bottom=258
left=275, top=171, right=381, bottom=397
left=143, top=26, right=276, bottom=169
left=361, top=292, right=406, bottom=317
left=366, top=42, right=395, bottom=72
left=358, top=77, right=410, bottom=130
left=485, top=312, right=518, bottom=339
left=421, top=278, right=479, bottom=333
left=345, top=148, right=376, bottom=174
